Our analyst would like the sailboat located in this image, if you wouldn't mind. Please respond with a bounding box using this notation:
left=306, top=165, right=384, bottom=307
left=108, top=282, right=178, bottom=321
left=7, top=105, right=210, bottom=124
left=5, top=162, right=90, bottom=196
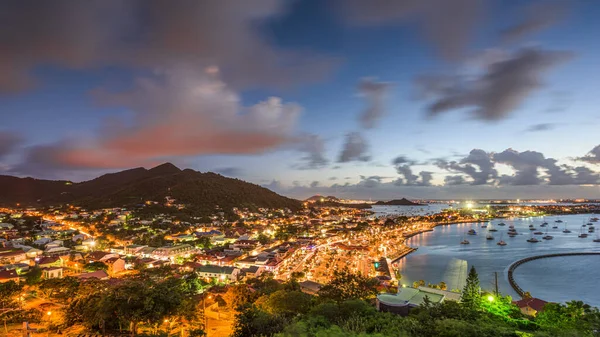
left=562, top=223, right=571, bottom=234
left=467, top=228, right=477, bottom=235
left=542, top=226, right=553, bottom=240
left=486, top=233, right=495, bottom=240
left=527, top=235, right=540, bottom=243
left=578, top=227, right=588, bottom=238
left=497, top=233, right=507, bottom=246
left=460, top=233, right=470, bottom=245
left=594, top=233, right=600, bottom=243
left=541, top=217, right=548, bottom=227
left=555, top=218, right=563, bottom=223
left=497, top=222, right=506, bottom=226
left=529, top=224, right=536, bottom=231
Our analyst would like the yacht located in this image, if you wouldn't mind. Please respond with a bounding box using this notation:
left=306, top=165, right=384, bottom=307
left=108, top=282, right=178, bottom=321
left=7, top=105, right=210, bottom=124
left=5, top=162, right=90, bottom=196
left=589, top=225, right=595, bottom=230
left=461, top=239, right=470, bottom=245
left=508, top=232, right=517, bottom=237
left=533, top=231, right=543, bottom=235
left=489, top=226, right=498, bottom=232
left=527, top=237, right=540, bottom=243
left=486, top=233, right=494, bottom=240
left=467, top=229, right=477, bottom=235
left=594, top=234, right=600, bottom=243
left=529, top=225, right=536, bottom=231
left=481, top=224, right=488, bottom=228
left=509, top=225, right=515, bottom=229
left=563, top=224, right=571, bottom=233
left=497, top=240, right=507, bottom=246
left=555, top=219, right=563, bottom=223
left=589, top=227, right=595, bottom=233
left=541, top=221, right=549, bottom=226
left=591, top=217, right=599, bottom=222
left=579, top=228, right=588, bottom=238
left=497, top=222, right=506, bottom=226
left=542, top=234, right=554, bottom=240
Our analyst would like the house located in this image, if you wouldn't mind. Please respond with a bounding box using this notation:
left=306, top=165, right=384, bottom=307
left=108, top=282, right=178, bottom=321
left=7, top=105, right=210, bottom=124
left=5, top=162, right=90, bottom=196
left=77, top=269, right=109, bottom=281
left=196, top=265, right=240, bottom=283
left=0, top=249, right=27, bottom=264
left=151, top=244, right=194, bottom=260
left=44, top=246, right=71, bottom=257
left=513, top=297, right=548, bottom=316
left=0, top=269, right=20, bottom=283
left=42, top=267, right=63, bottom=279
left=241, top=266, right=264, bottom=279
left=298, top=280, right=323, bottom=295
left=38, top=256, right=62, bottom=268
left=103, top=257, right=126, bottom=276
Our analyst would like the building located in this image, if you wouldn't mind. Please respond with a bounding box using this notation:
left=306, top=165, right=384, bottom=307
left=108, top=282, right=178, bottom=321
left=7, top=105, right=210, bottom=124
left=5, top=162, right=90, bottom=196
left=152, top=244, right=194, bottom=260
left=513, top=297, right=548, bottom=316
left=376, top=286, right=457, bottom=316
left=103, top=257, right=126, bottom=276
left=196, top=265, right=240, bottom=283
left=42, top=267, right=63, bottom=279
left=0, top=249, right=27, bottom=264
left=38, top=256, right=63, bottom=268
left=77, top=269, right=109, bottom=281
left=298, top=280, right=323, bottom=295
left=0, top=269, right=20, bottom=283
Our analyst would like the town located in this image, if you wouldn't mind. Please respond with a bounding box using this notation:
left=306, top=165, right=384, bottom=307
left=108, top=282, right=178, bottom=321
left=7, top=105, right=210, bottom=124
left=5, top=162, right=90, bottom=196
left=2, top=196, right=600, bottom=336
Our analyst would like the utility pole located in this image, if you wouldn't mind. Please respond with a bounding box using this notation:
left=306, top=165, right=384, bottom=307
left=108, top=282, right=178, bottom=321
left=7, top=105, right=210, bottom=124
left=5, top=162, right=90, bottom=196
left=494, top=272, right=499, bottom=296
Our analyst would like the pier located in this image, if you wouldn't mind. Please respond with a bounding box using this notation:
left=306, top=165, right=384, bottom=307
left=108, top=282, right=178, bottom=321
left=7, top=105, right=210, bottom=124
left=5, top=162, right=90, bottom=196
left=507, top=252, right=600, bottom=297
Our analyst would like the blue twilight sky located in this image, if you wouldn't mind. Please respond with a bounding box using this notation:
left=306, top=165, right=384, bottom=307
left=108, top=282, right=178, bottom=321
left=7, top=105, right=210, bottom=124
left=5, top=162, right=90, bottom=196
left=1, top=0, right=600, bottom=200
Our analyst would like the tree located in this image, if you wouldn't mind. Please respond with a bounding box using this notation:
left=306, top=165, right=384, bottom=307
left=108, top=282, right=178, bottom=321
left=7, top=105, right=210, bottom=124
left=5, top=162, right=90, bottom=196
left=461, top=266, right=481, bottom=311
left=257, top=233, right=270, bottom=245
left=84, top=261, right=108, bottom=272
left=318, top=268, right=379, bottom=303
left=260, top=290, right=312, bottom=316
left=232, top=304, right=288, bottom=337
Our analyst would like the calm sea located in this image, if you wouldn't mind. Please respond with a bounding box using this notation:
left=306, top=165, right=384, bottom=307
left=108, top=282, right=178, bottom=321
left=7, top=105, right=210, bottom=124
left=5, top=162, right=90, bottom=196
left=396, top=214, right=600, bottom=307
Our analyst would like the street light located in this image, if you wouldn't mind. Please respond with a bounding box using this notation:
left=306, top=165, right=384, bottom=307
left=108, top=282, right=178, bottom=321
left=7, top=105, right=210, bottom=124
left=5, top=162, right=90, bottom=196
left=487, top=295, right=494, bottom=302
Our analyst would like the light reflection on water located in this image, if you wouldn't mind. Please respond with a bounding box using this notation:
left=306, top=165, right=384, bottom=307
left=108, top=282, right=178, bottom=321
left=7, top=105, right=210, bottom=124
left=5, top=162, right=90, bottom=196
left=397, top=214, right=600, bottom=307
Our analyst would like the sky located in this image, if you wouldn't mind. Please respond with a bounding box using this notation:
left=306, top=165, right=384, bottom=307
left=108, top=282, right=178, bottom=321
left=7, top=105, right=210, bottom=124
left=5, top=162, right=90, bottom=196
left=1, top=0, right=600, bottom=200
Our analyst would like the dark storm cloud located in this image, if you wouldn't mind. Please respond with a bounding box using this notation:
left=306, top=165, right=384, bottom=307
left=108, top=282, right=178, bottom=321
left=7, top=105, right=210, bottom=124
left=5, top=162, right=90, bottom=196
left=338, top=132, right=370, bottom=163
left=525, top=123, right=555, bottom=132
left=392, top=156, right=416, bottom=166
left=310, top=181, right=320, bottom=188
left=0, top=0, right=336, bottom=93
left=0, top=131, right=21, bottom=159
left=421, top=48, right=572, bottom=121
left=578, top=145, right=600, bottom=165
left=339, top=0, right=484, bottom=61
left=501, top=1, right=568, bottom=43
left=435, top=149, right=497, bottom=185
left=215, top=167, right=242, bottom=177
left=357, top=79, right=391, bottom=129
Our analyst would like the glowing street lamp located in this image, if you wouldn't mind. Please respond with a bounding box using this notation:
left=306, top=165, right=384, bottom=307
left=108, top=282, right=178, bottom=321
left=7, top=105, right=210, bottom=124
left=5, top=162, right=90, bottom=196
left=487, top=295, right=494, bottom=302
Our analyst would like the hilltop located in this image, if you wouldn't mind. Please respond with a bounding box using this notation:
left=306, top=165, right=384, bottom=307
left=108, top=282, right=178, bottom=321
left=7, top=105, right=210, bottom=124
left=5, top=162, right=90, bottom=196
left=0, top=163, right=300, bottom=215
left=375, top=198, right=423, bottom=206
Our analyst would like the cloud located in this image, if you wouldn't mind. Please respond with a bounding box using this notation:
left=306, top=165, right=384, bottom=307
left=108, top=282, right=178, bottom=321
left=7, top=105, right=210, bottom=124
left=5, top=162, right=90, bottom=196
left=339, top=0, right=484, bottom=61
left=501, top=1, right=568, bottom=43
left=338, top=132, right=370, bottom=162
left=419, top=48, right=572, bottom=121
left=391, top=155, right=432, bottom=186
left=310, top=181, right=320, bottom=188
left=0, top=0, right=336, bottom=93
left=493, top=148, right=599, bottom=186
left=214, top=167, right=242, bottom=177
left=13, top=67, right=303, bottom=176
left=293, top=134, right=328, bottom=170
left=357, top=79, right=391, bottom=129
left=578, top=145, right=600, bottom=164
left=444, top=175, right=468, bottom=186
left=0, top=131, right=21, bottom=159
left=358, top=175, right=384, bottom=188
left=525, top=123, right=555, bottom=132
left=435, top=149, right=497, bottom=185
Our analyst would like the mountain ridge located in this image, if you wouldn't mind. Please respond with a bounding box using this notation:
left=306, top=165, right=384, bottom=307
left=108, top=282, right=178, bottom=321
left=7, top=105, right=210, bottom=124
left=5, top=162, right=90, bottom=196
left=0, top=164, right=300, bottom=215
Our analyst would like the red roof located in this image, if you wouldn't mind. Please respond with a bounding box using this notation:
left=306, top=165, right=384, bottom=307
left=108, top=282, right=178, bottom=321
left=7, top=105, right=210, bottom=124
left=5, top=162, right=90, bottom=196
left=514, top=298, right=548, bottom=312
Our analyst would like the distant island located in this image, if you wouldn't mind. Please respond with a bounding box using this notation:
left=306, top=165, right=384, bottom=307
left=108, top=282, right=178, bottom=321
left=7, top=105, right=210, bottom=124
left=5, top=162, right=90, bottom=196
left=375, top=198, right=424, bottom=206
